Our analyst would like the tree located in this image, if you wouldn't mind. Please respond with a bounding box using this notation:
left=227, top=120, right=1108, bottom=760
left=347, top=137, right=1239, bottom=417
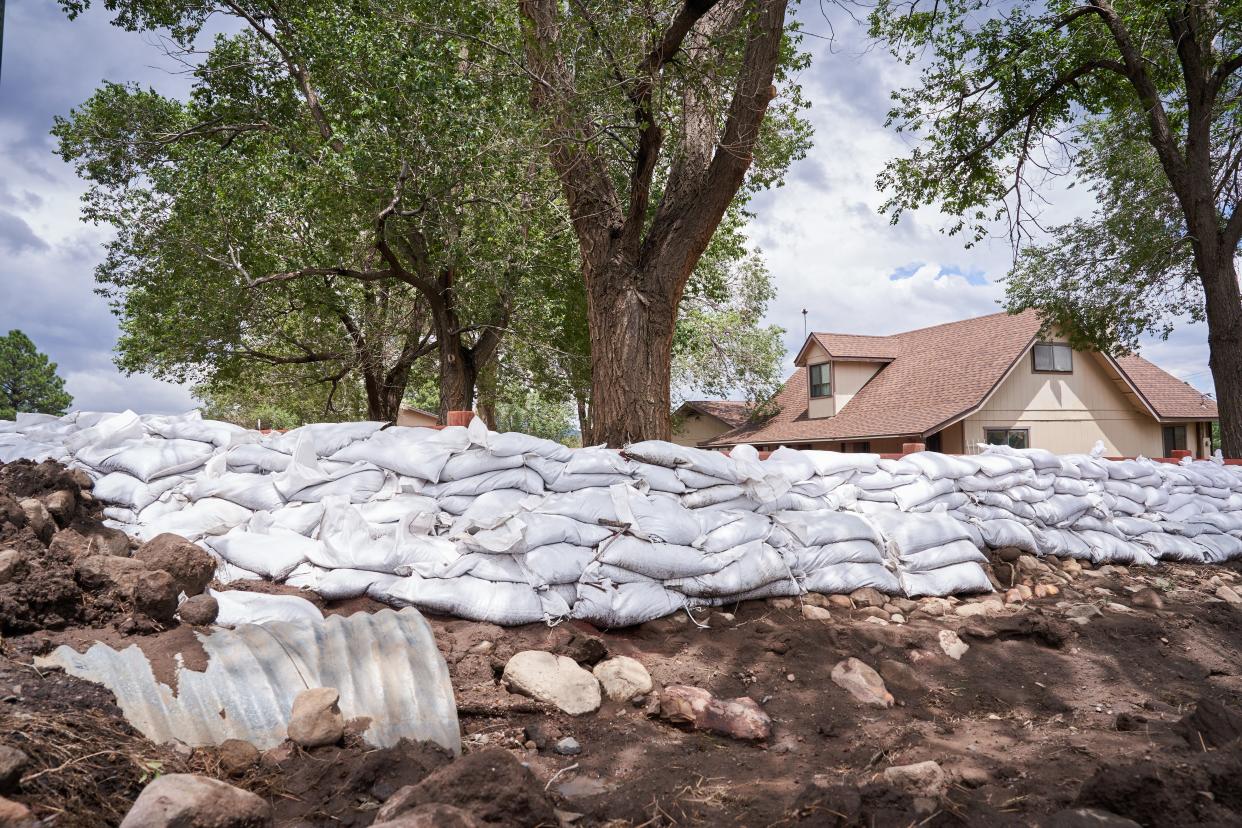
left=57, top=0, right=570, bottom=421
left=0, top=331, right=73, bottom=420
left=870, top=0, right=1242, bottom=455
left=519, top=0, right=811, bottom=445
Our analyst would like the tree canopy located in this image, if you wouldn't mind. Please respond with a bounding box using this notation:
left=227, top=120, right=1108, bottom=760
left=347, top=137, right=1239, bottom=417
left=870, top=0, right=1242, bottom=454
left=0, top=331, right=73, bottom=420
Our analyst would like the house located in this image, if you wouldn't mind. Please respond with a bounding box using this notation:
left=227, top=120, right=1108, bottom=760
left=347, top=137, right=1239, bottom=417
left=396, top=406, right=439, bottom=428
left=706, top=310, right=1218, bottom=458
left=671, top=400, right=753, bottom=447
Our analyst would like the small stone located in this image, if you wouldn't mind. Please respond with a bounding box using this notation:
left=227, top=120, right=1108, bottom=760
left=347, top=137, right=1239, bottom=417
left=768, top=597, right=798, bottom=610
left=655, top=685, right=771, bottom=741
left=889, top=612, right=906, bottom=624
left=1216, top=585, right=1242, bottom=605
left=1065, top=604, right=1102, bottom=621
left=938, top=630, right=969, bottom=661
left=919, top=597, right=953, bottom=617
left=119, top=774, right=271, bottom=827
left=134, top=533, right=216, bottom=596
left=954, top=765, right=990, bottom=788
left=878, top=660, right=925, bottom=693
left=889, top=597, right=919, bottom=614
left=1016, top=584, right=1033, bottom=600
left=82, top=525, right=131, bottom=557
left=554, top=737, right=581, bottom=756
left=592, top=656, right=653, bottom=702
left=49, top=528, right=94, bottom=560
left=467, top=640, right=493, bottom=655
left=1015, top=555, right=1042, bottom=574
left=1105, top=602, right=1132, bottom=614
left=18, top=499, right=53, bottom=542
left=801, top=604, right=832, bottom=621
left=857, top=606, right=890, bottom=620
left=1131, top=588, right=1164, bottom=610
left=850, top=587, right=888, bottom=608
left=0, top=550, right=21, bottom=587
left=803, top=593, right=832, bottom=609
left=217, top=739, right=259, bottom=777
left=178, top=594, right=219, bottom=626
left=74, top=555, right=147, bottom=590
left=1004, top=588, right=1023, bottom=604
left=1043, top=584, right=1060, bottom=597
left=502, top=651, right=601, bottom=716
left=955, top=600, right=1002, bottom=618
left=996, top=547, right=1023, bottom=563
left=116, top=568, right=179, bottom=623
left=864, top=616, right=889, bottom=626
left=287, top=687, right=344, bottom=748
left=41, top=489, right=77, bottom=526
left=0, top=746, right=29, bottom=794
left=1034, top=584, right=1051, bottom=599
left=827, top=595, right=855, bottom=609
left=372, top=803, right=481, bottom=828
left=786, top=673, right=796, bottom=682
left=1044, top=808, right=1141, bottom=827
left=882, top=761, right=947, bottom=798
left=0, top=796, right=37, bottom=828
left=830, top=658, right=893, bottom=708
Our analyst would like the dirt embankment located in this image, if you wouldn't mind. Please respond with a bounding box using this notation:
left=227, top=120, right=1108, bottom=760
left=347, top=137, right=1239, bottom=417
left=3, top=460, right=1242, bottom=826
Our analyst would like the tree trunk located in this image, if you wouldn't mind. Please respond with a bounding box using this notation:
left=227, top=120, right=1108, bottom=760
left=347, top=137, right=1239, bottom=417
left=438, top=331, right=476, bottom=419
left=586, top=264, right=678, bottom=446
left=574, top=391, right=591, bottom=445
left=1200, top=252, right=1242, bottom=457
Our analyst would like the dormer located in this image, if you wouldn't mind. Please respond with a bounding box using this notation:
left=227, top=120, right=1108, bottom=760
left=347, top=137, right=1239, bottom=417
left=794, top=333, right=897, bottom=420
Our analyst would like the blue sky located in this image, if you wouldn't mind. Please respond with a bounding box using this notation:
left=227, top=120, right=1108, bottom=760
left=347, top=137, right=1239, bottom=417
left=0, top=1, right=1216, bottom=414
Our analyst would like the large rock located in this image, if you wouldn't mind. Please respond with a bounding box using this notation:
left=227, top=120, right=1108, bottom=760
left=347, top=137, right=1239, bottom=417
left=119, top=774, right=271, bottom=827
left=883, top=761, right=948, bottom=797
left=49, top=528, right=94, bottom=561
left=0, top=796, right=37, bottom=828
left=592, top=656, right=653, bottom=702
left=0, top=746, right=29, bottom=794
left=17, top=499, right=53, bottom=542
left=179, top=594, right=220, bottom=626
left=656, top=685, right=772, bottom=741
left=830, top=658, right=894, bottom=708
left=82, top=525, right=132, bottom=558
left=849, top=587, right=888, bottom=608
left=74, top=555, right=147, bottom=591
left=372, top=804, right=480, bottom=828
left=938, top=630, right=969, bottom=660
left=502, top=651, right=601, bottom=715
left=41, top=490, right=77, bottom=526
left=287, top=687, right=344, bottom=748
left=0, top=551, right=22, bottom=587
left=217, top=739, right=260, bottom=777
left=375, top=749, right=556, bottom=827
left=134, top=533, right=216, bottom=596
left=116, top=569, right=179, bottom=623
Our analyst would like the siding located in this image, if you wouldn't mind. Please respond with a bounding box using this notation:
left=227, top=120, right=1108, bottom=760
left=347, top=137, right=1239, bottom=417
left=963, top=346, right=1163, bottom=456
left=673, top=413, right=733, bottom=447
left=834, top=361, right=886, bottom=410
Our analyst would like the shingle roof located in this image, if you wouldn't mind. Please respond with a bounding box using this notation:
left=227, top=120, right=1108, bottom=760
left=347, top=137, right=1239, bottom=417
left=1113, top=354, right=1218, bottom=420
left=706, top=309, right=1216, bottom=447
left=677, top=400, right=753, bottom=428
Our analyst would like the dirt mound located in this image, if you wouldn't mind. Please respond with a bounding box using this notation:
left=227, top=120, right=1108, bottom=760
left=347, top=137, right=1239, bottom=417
left=1074, top=748, right=1242, bottom=826
left=1178, top=697, right=1242, bottom=749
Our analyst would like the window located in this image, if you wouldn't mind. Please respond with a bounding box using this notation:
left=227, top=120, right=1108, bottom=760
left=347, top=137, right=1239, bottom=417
left=1032, top=342, right=1073, bottom=373
left=985, top=428, right=1029, bottom=449
left=809, top=363, right=831, bottom=398
left=1162, top=425, right=1188, bottom=456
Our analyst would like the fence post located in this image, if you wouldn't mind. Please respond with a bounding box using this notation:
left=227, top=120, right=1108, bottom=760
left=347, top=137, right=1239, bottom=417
left=446, top=410, right=475, bottom=427
left=901, top=442, right=925, bottom=456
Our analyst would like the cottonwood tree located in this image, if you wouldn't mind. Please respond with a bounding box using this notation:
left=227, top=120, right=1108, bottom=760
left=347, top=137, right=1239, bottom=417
left=0, top=331, right=73, bottom=420
left=58, top=0, right=567, bottom=421
left=870, top=0, right=1242, bottom=455
left=519, top=0, right=811, bottom=445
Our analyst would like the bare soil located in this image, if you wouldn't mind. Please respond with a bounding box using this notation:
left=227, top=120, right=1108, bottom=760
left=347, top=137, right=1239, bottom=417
left=3, top=462, right=1242, bottom=826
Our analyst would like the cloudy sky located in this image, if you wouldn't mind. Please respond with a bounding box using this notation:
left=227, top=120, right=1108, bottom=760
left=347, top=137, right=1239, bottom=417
left=0, top=1, right=1215, bottom=416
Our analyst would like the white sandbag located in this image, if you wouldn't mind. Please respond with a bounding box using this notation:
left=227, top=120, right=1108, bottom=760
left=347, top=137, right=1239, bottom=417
left=521, top=514, right=616, bottom=549
left=596, top=535, right=745, bottom=580
left=0, top=439, right=69, bottom=463
left=284, top=466, right=391, bottom=503
left=317, top=569, right=402, bottom=601
left=868, top=511, right=970, bottom=555
left=271, top=421, right=386, bottom=457
left=957, top=470, right=1037, bottom=493
left=896, top=539, right=988, bottom=573
left=149, top=417, right=257, bottom=448
left=93, top=471, right=183, bottom=511
left=209, top=588, right=323, bottom=627
left=802, top=450, right=880, bottom=477
left=971, top=453, right=1035, bottom=476
left=381, top=574, right=563, bottom=625
left=663, top=541, right=794, bottom=598
left=1033, top=493, right=1096, bottom=526
left=608, top=485, right=702, bottom=546
left=357, top=494, right=440, bottom=525
left=795, top=539, right=886, bottom=570
left=565, top=447, right=634, bottom=475
left=224, top=443, right=292, bottom=474
left=189, top=472, right=286, bottom=512
left=630, top=462, right=687, bottom=494
left=899, top=561, right=992, bottom=597
left=438, top=448, right=525, bottom=481
left=975, top=518, right=1039, bottom=554
left=1032, top=527, right=1093, bottom=559
left=1138, top=531, right=1207, bottom=562
left=406, top=551, right=528, bottom=583
left=908, top=492, right=969, bottom=513
left=623, top=440, right=739, bottom=482
left=682, top=485, right=748, bottom=509
left=485, top=431, right=572, bottom=461
left=1194, top=532, right=1242, bottom=562
left=137, top=497, right=253, bottom=541
left=890, top=478, right=956, bottom=510
left=547, top=472, right=633, bottom=492
left=676, top=468, right=735, bottom=489
left=64, top=410, right=144, bottom=455
left=696, top=511, right=772, bottom=554
left=772, top=510, right=882, bottom=547
left=902, top=451, right=980, bottom=480
left=571, top=579, right=686, bottom=628
left=1078, top=530, right=1158, bottom=565
left=207, top=528, right=319, bottom=580
left=103, top=506, right=137, bottom=523
left=429, top=467, right=544, bottom=498
left=801, top=562, right=900, bottom=595
left=101, top=438, right=216, bottom=482
left=449, top=490, right=533, bottom=534
left=854, top=470, right=917, bottom=491
left=522, top=543, right=596, bottom=586
left=329, top=428, right=455, bottom=482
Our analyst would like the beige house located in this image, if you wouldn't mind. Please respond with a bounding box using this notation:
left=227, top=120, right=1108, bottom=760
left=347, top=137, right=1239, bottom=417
left=396, top=406, right=439, bottom=428
left=707, top=310, right=1218, bottom=458
left=671, top=400, right=753, bottom=447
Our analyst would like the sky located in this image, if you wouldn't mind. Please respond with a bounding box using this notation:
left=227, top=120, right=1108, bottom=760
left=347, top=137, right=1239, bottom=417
left=0, top=1, right=1216, bottom=416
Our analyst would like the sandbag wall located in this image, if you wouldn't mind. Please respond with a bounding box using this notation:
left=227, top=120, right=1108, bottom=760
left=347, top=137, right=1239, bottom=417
left=2, top=410, right=1240, bottom=627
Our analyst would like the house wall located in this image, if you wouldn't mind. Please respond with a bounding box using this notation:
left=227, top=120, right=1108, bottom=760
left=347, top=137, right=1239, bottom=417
left=961, top=343, right=1164, bottom=456
left=834, top=361, right=886, bottom=410
left=396, top=408, right=438, bottom=428
left=672, top=413, right=732, bottom=447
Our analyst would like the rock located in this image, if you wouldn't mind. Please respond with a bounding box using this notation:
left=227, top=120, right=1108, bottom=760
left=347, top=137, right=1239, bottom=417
left=372, top=803, right=481, bottom=828
left=503, top=651, right=601, bottom=715
left=1177, top=697, right=1242, bottom=748
left=287, top=687, right=344, bottom=748
left=554, top=631, right=609, bottom=665
left=179, top=594, right=219, bottom=626
left=49, top=528, right=94, bottom=560
left=769, top=597, right=798, bottom=609
left=41, top=489, right=77, bottom=526
left=134, top=534, right=217, bottom=596
left=0, top=796, right=37, bottom=828
left=955, top=600, right=1002, bottom=618
left=1216, top=585, right=1242, bottom=604
left=890, top=613, right=906, bottom=624
left=74, top=555, right=148, bottom=590
left=1065, top=604, right=1103, bottom=621
left=857, top=606, right=890, bottom=620
left=801, top=604, right=832, bottom=621
left=68, top=468, right=93, bottom=490
left=1016, top=584, right=1033, bottom=600
left=1061, top=559, right=1083, bottom=576
left=996, top=547, right=1023, bottom=562
left=919, top=597, right=953, bottom=617
left=954, top=764, right=990, bottom=788
left=1040, top=808, right=1141, bottom=827
left=592, top=656, right=652, bottom=702
left=119, top=774, right=272, bottom=827
left=375, top=749, right=556, bottom=826
left=882, top=761, right=947, bottom=797
left=217, top=739, right=260, bottom=776
left=554, top=737, right=581, bottom=756
left=1130, top=588, right=1164, bottom=610
left=849, top=587, right=887, bottom=608
left=938, top=630, right=968, bottom=660
left=0, top=550, right=21, bottom=587
left=830, top=658, right=894, bottom=708
left=1004, top=588, right=1023, bottom=604
left=1015, top=554, right=1043, bottom=574
left=878, top=659, right=925, bottom=694
left=888, top=597, right=919, bottom=614
left=116, top=568, right=179, bottom=623
left=827, top=594, right=855, bottom=609
left=82, top=525, right=131, bottom=558
left=18, top=499, right=53, bottom=542
left=655, top=685, right=772, bottom=741
left=0, top=746, right=29, bottom=794
left=803, top=592, right=832, bottom=608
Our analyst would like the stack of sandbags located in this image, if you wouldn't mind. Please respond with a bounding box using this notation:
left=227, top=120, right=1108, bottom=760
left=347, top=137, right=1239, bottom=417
left=869, top=510, right=992, bottom=597
left=770, top=509, right=898, bottom=595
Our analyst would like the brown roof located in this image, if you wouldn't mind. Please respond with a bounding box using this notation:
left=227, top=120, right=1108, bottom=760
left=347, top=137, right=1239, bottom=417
left=677, top=400, right=753, bottom=428
left=707, top=309, right=1216, bottom=447
left=1113, top=354, right=1218, bottom=420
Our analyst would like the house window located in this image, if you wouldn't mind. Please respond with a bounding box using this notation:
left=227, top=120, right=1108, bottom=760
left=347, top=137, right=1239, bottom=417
left=1032, top=342, right=1073, bottom=373
left=1162, top=425, right=1187, bottom=456
left=809, top=363, right=831, bottom=398
left=985, top=428, right=1029, bottom=449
